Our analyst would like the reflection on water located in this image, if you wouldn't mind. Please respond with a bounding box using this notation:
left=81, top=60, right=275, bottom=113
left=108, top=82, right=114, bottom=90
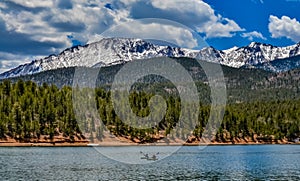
left=0, top=145, right=300, bottom=180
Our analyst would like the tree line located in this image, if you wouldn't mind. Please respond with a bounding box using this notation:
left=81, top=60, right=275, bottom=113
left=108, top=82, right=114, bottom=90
left=0, top=80, right=299, bottom=143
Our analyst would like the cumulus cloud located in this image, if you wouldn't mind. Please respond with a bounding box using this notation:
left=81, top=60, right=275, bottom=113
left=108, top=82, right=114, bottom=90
left=127, top=0, right=244, bottom=38
left=203, top=16, right=244, bottom=38
left=241, top=31, right=266, bottom=41
left=0, top=52, right=43, bottom=73
left=268, top=15, right=300, bottom=43
left=6, top=0, right=54, bottom=8
left=0, top=0, right=244, bottom=72
left=0, top=0, right=127, bottom=65
left=95, top=20, right=200, bottom=48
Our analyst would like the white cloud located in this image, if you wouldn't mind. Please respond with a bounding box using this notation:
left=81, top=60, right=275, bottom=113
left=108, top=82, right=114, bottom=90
left=0, top=60, right=23, bottom=73
left=0, top=0, right=244, bottom=72
left=96, top=20, right=199, bottom=48
left=241, top=31, right=266, bottom=41
left=268, top=15, right=300, bottom=43
left=0, top=0, right=242, bottom=49
left=0, top=0, right=133, bottom=72
left=0, top=6, right=72, bottom=48
left=0, top=0, right=244, bottom=47
left=148, top=0, right=244, bottom=38
left=202, top=17, right=244, bottom=38
left=0, top=0, right=129, bottom=50
left=7, top=0, right=54, bottom=8
left=0, top=52, right=41, bottom=73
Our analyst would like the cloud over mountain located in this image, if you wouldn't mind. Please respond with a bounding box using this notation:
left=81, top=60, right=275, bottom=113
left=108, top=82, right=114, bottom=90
left=0, top=0, right=244, bottom=72
left=241, top=31, right=266, bottom=41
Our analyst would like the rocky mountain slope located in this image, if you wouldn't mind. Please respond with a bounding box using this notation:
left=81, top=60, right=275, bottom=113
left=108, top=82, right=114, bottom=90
left=1, top=38, right=300, bottom=79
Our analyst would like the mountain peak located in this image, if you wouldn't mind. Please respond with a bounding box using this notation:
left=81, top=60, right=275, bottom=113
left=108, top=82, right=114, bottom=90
left=222, top=46, right=239, bottom=54
left=1, top=38, right=300, bottom=79
left=247, top=42, right=275, bottom=48
left=249, top=42, right=259, bottom=47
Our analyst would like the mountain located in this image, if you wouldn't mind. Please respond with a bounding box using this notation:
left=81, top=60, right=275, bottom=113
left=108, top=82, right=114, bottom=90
left=1, top=38, right=300, bottom=79
left=221, top=42, right=300, bottom=68
left=245, top=55, right=300, bottom=72
left=8, top=56, right=300, bottom=104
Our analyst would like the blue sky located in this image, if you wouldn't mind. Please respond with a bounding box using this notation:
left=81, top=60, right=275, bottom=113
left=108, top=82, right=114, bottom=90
left=0, top=0, right=300, bottom=72
left=205, top=0, right=300, bottom=49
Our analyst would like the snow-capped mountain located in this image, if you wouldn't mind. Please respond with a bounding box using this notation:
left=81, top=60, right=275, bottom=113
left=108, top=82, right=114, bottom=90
left=1, top=38, right=300, bottom=79
left=220, top=42, right=300, bottom=68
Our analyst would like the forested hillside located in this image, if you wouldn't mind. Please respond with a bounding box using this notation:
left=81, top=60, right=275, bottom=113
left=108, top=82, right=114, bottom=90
left=8, top=57, right=300, bottom=103
left=0, top=80, right=299, bottom=144
left=0, top=80, right=83, bottom=142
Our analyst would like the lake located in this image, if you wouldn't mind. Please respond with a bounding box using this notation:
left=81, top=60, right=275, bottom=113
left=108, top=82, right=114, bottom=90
left=0, top=145, right=300, bottom=180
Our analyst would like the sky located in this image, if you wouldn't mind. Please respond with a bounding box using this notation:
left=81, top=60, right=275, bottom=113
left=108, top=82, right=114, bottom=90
left=0, top=0, right=300, bottom=72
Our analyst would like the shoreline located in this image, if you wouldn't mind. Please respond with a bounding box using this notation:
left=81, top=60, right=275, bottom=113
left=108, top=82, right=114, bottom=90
left=0, top=141, right=299, bottom=147
left=1, top=134, right=299, bottom=147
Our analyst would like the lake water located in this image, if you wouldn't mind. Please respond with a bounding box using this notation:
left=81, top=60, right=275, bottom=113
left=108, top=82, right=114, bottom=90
left=0, top=145, right=300, bottom=180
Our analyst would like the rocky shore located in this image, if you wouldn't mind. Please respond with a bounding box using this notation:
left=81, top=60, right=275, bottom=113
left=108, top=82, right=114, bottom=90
left=1, top=133, right=298, bottom=147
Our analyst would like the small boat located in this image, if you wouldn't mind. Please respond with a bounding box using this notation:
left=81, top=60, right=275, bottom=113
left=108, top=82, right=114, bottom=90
left=141, top=153, right=149, bottom=159
left=148, top=154, right=158, bottom=161
left=146, top=157, right=158, bottom=161
left=140, top=151, right=159, bottom=161
left=87, top=143, right=100, bottom=146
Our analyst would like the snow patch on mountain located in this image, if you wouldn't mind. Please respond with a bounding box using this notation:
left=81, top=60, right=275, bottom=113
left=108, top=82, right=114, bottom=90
left=1, top=38, right=300, bottom=79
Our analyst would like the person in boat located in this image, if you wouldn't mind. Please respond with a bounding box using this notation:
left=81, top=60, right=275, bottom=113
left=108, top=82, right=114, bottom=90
left=151, top=154, right=157, bottom=160
left=145, top=153, right=149, bottom=159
